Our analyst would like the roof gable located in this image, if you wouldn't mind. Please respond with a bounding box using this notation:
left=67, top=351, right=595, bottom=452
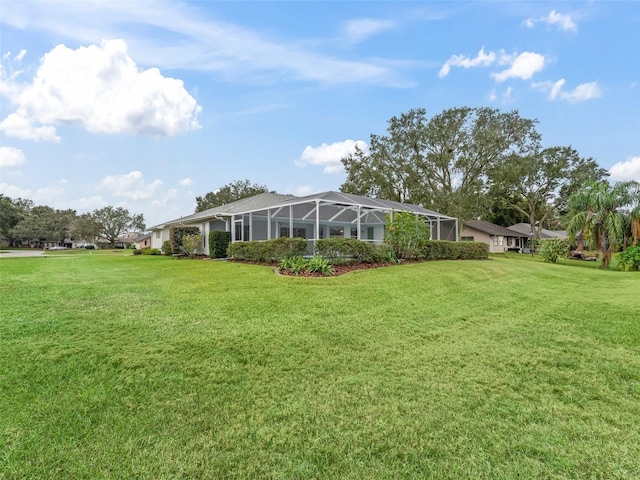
left=464, top=220, right=527, bottom=237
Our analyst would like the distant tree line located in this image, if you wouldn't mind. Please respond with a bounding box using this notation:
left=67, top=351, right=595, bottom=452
left=195, top=179, right=272, bottom=212
left=0, top=196, right=144, bottom=248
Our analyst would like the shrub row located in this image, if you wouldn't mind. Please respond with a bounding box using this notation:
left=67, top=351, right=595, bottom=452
left=134, top=247, right=161, bottom=255
left=209, top=231, right=231, bottom=258
left=315, top=237, right=382, bottom=263
left=228, top=238, right=488, bottom=263
left=421, top=240, right=488, bottom=260
left=227, top=237, right=308, bottom=262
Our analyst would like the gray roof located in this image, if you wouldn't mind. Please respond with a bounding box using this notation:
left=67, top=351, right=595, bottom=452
left=263, top=191, right=457, bottom=220
left=508, top=223, right=568, bottom=239
left=464, top=220, right=527, bottom=237
left=149, top=190, right=457, bottom=230
left=148, top=192, right=295, bottom=229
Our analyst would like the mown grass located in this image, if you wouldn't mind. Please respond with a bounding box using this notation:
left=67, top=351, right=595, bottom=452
left=1, top=254, right=639, bottom=479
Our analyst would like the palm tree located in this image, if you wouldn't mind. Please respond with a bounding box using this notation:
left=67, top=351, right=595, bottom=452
left=567, top=180, right=640, bottom=269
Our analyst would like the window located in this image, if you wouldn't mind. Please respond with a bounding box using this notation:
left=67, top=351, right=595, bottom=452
left=155, top=231, right=161, bottom=239
left=279, top=227, right=306, bottom=239
left=493, top=235, right=504, bottom=246
left=235, top=224, right=250, bottom=241
left=329, top=227, right=344, bottom=237
left=351, top=227, right=358, bottom=238
left=461, top=236, right=474, bottom=242
left=507, top=237, right=513, bottom=247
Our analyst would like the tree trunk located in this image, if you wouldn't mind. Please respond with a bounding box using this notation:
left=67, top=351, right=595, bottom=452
left=601, top=234, right=611, bottom=269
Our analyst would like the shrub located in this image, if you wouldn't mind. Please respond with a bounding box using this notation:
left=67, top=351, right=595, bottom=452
left=228, top=237, right=307, bottom=263
left=617, top=245, right=640, bottom=271
left=384, top=211, right=430, bottom=259
left=169, top=226, right=201, bottom=254
left=133, top=248, right=143, bottom=255
left=180, top=233, right=202, bottom=258
left=161, top=241, right=172, bottom=256
left=539, top=238, right=570, bottom=264
left=279, top=256, right=334, bottom=276
left=315, top=238, right=382, bottom=264
left=279, top=256, right=307, bottom=275
left=421, top=241, right=488, bottom=260
left=209, top=231, right=231, bottom=258
left=305, top=256, right=334, bottom=275
left=141, top=248, right=161, bottom=255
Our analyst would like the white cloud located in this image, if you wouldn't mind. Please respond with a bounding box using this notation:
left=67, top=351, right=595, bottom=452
left=439, top=48, right=545, bottom=82
left=179, top=177, right=192, bottom=186
left=344, top=18, right=396, bottom=43
left=533, top=79, right=602, bottom=102
left=609, top=156, right=640, bottom=182
left=502, top=86, right=513, bottom=103
left=295, top=139, right=369, bottom=175
left=0, top=182, right=30, bottom=197
left=70, top=195, right=106, bottom=211
left=0, top=113, right=60, bottom=142
left=3, top=39, right=201, bottom=138
left=439, top=47, right=496, bottom=77
left=294, top=185, right=318, bottom=196
left=526, top=10, right=577, bottom=33
left=559, top=82, right=602, bottom=103
left=491, top=52, right=545, bottom=82
left=0, top=146, right=26, bottom=167
left=0, top=1, right=407, bottom=87
left=99, top=171, right=163, bottom=200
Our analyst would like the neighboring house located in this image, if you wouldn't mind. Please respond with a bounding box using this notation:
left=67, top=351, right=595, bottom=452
left=115, top=232, right=141, bottom=248
left=508, top=223, right=568, bottom=240
left=149, top=191, right=459, bottom=256
left=461, top=220, right=529, bottom=253
left=133, top=233, right=152, bottom=250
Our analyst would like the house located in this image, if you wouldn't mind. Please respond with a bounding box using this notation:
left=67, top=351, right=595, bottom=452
left=133, top=233, right=152, bottom=250
left=508, top=223, right=568, bottom=240
left=149, top=191, right=459, bottom=255
left=461, top=220, right=529, bottom=253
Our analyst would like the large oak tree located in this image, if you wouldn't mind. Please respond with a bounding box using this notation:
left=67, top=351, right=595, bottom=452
left=340, top=107, right=541, bottom=224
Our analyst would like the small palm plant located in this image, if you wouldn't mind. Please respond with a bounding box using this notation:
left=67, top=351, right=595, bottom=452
left=567, top=180, right=640, bottom=269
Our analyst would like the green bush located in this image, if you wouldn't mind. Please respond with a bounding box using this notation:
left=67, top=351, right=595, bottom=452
left=180, top=233, right=202, bottom=258
left=315, top=238, right=382, bottom=264
left=279, top=256, right=334, bottom=276
left=617, top=245, right=640, bottom=271
left=306, top=256, right=334, bottom=275
left=209, top=231, right=231, bottom=258
left=384, top=211, right=430, bottom=260
left=161, top=241, right=172, bottom=256
left=539, top=238, right=570, bottom=264
left=133, top=248, right=143, bottom=255
left=279, top=256, right=308, bottom=275
left=141, top=248, right=161, bottom=255
left=228, top=237, right=307, bottom=263
left=421, top=241, right=488, bottom=260
left=169, top=226, right=201, bottom=254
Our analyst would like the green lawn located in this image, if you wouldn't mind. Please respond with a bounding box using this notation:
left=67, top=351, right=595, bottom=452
left=1, top=254, right=639, bottom=479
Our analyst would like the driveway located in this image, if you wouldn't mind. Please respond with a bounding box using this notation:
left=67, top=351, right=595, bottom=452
left=0, top=250, right=46, bottom=258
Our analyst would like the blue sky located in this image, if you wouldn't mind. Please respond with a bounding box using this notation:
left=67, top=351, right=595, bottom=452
left=1, top=1, right=638, bottom=228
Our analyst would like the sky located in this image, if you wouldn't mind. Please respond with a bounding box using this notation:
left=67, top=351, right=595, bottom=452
left=0, top=1, right=639, bottom=228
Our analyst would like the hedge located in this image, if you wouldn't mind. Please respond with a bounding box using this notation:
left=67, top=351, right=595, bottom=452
left=169, top=226, right=201, bottom=254
left=421, top=240, right=488, bottom=260
left=315, top=238, right=383, bottom=264
left=209, top=231, right=231, bottom=258
left=227, top=237, right=308, bottom=262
